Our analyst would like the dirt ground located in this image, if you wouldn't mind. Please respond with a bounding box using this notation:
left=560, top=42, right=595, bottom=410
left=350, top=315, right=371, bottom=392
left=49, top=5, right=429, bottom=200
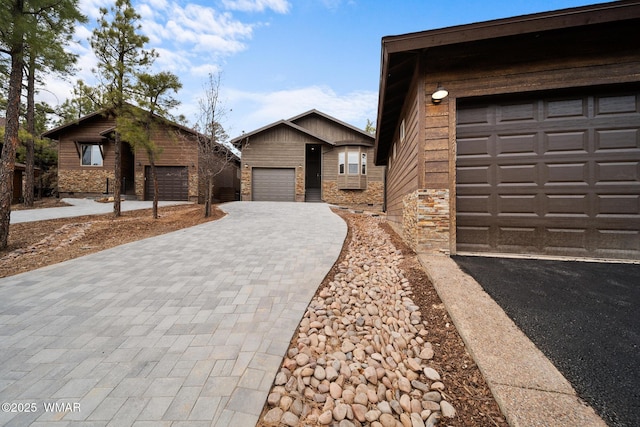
left=2, top=200, right=507, bottom=426
left=377, top=218, right=507, bottom=427
left=1, top=199, right=224, bottom=278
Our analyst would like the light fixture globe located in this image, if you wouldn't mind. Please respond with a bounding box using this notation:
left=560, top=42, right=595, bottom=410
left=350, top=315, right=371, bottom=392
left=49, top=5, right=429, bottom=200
left=432, top=83, right=448, bottom=103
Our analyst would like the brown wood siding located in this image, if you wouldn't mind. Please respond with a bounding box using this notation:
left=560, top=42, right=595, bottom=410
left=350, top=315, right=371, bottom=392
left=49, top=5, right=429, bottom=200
left=323, top=146, right=383, bottom=182
left=386, top=76, right=421, bottom=224
left=422, top=21, right=640, bottom=102
left=57, top=116, right=115, bottom=171
left=292, top=115, right=368, bottom=142
left=241, top=126, right=310, bottom=168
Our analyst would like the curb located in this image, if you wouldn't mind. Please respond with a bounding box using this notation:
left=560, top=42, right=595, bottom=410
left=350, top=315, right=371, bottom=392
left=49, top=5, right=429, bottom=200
left=417, top=255, right=607, bottom=427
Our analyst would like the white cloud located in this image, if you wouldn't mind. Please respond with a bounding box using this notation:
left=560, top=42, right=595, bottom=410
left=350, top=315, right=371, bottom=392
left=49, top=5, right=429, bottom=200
left=222, top=0, right=290, bottom=14
left=225, top=85, right=378, bottom=135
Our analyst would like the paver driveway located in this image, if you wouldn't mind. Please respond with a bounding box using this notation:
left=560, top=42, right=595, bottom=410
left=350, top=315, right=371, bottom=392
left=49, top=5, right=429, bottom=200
left=0, top=202, right=347, bottom=426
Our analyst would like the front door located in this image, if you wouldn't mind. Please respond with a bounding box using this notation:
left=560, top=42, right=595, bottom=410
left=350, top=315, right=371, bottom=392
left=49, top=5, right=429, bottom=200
left=305, top=144, right=322, bottom=201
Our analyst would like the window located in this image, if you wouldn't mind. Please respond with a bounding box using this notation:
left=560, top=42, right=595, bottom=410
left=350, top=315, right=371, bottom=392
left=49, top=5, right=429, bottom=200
left=348, top=152, right=359, bottom=174
left=81, top=144, right=103, bottom=166
left=338, top=148, right=367, bottom=175
left=400, top=119, right=406, bottom=144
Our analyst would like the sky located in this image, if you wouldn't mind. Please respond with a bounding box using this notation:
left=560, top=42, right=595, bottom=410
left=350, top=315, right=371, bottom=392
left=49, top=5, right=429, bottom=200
left=41, top=0, right=606, bottom=140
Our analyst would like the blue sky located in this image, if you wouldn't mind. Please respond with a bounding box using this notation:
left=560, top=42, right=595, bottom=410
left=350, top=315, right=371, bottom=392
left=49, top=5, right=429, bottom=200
left=43, top=0, right=605, bottom=139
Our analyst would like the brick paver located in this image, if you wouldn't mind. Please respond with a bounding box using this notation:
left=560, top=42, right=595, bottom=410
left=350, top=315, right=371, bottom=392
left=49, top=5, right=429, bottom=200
left=0, top=202, right=346, bottom=426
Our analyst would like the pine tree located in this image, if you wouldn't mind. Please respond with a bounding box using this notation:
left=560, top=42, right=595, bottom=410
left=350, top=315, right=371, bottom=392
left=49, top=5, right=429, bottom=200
left=91, top=0, right=156, bottom=217
left=0, top=0, right=84, bottom=248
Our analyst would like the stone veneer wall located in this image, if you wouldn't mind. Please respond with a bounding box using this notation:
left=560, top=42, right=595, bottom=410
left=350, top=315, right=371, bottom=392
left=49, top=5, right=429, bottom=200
left=323, top=181, right=384, bottom=208
left=402, top=189, right=450, bottom=254
left=295, top=168, right=305, bottom=202
left=187, top=170, right=199, bottom=202
left=241, top=168, right=251, bottom=201
left=59, top=169, right=113, bottom=195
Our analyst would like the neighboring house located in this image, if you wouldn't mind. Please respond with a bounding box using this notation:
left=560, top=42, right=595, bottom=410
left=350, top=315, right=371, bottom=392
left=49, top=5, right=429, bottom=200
left=375, top=1, right=640, bottom=261
left=42, top=109, right=240, bottom=203
left=0, top=118, right=41, bottom=203
left=231, top=110, right=384, bottom=207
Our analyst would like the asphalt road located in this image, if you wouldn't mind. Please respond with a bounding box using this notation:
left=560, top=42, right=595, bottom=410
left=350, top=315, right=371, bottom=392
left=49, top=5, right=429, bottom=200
left=452, top=256, right=640, bottom=427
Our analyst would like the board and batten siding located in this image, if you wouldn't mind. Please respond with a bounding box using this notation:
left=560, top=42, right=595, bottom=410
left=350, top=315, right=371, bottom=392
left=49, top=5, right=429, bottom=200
left=292, top=116, right=367, bottom=143
left=57, top=117, right=115, bottom=171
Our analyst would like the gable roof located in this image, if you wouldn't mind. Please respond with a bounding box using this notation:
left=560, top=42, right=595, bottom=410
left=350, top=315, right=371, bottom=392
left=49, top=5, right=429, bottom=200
left=42, top=107, right=200, bottom=141
left=375, top=0, right=640, bottom=163
left=230, top=109, right=374, bottom=148
left=230, top=119, right=334, bottom=147
left=42, top=106, right=240, bottom=161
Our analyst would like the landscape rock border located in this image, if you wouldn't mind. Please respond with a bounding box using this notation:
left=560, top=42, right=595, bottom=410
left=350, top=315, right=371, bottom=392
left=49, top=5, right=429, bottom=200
left=257, top=211, right=508, bottom=427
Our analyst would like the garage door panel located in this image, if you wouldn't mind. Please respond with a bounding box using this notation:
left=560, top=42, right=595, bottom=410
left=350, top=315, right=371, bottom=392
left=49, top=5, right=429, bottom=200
left=596, top=161, right=639, bottom=183
left=544, top=162, right=588, bottom=184
left=497, top=194, right=538, bottom=216
left=596, top=128, right=638, bottom=150
left=498, top=227, right=537, bottom=248
left=545, top=98, right=587, bottom=119
left=457, top=226, right=492, bottom=249
left=457, top=88, right=640, bottom=259
left=595, top=94, right=638, bottom=115
left=545, top=228, right=588, bottom=252
left=596, top=194, right=640, bottom=216
left=545, top=131, right=588, bottom=153
left=546, top=194, right=589, bottom=216
left=457, top=136, right=492, bottom=157
left=497, top=102, right=537, bottom=123
left=497, top=134, right=537, bottom=155
left=595, top=230, right=640, bottom=252
left=497, top=164, right=538, bottom=185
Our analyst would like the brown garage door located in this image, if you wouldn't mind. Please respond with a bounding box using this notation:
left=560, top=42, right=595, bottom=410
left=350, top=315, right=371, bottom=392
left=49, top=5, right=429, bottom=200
left=252, top=168, right=295, bottom=201
left=456, top=89, right=640, bottom=260
left=145, top=166, right=189, bottom=201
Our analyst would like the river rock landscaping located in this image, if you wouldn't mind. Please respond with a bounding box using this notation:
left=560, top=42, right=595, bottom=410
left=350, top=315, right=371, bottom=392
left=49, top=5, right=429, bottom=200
left=257, top=211, right=507, bottom=427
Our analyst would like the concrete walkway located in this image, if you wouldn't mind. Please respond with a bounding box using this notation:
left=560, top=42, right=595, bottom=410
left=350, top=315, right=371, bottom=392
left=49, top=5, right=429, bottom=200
left=0, top=202, right=347, bottom=426
left=10, top=198, right=191, bottom=224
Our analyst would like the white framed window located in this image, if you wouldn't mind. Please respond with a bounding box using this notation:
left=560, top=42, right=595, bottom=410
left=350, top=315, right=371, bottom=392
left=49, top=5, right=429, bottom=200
left=339, top=148, right=367, bottom=175
left=81, top=144, right=103, bottom=166
left=338, top=152, right=345, bottom=174
left=348, top=151, right=359, bottom=174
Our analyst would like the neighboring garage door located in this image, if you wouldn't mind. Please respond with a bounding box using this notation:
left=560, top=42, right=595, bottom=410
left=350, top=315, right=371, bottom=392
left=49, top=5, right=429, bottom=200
left=145, top=166, right=189, bottom=201
left=456, top=89, right=640, bottom=260
left=252, top=168, right=295, bottom=201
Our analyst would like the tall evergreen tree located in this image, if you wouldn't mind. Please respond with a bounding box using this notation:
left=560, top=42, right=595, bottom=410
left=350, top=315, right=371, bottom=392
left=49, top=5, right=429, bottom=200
left=91, top=0, right=156, bottom=217
left=22, top=7, right=85, bottom=206
left=119, top=71, right=181, bottom=219
left=0, top=0, right=84, bottom=249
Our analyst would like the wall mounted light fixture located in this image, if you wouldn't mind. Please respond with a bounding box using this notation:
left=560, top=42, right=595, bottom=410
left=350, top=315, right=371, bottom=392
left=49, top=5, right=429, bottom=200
left=431, top=83, right=449, bottom=104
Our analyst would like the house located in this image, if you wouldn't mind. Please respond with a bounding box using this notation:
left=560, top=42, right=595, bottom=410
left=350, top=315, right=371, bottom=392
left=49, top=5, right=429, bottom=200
left=42, top=109, right=240, bottom=203
left=375, top=1, right=640, bottom=260
left=231, top=110, right=384, bottom=208
left=0, top=118, right=42, bottom=203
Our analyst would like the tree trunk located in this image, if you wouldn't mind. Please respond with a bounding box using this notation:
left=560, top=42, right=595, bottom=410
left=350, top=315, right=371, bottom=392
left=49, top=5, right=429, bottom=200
left=24, top=54, right=36, bottom=207
left=205, top=175, right=213, bottom=218
left=150, top=153, right=158, bottom=219
left=0, top=44, right=25, bottom=249
left=113, top=131, right=122, bottom=217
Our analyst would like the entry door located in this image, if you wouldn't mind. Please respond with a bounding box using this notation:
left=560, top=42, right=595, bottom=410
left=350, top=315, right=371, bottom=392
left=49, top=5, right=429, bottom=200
left=305, top=144, right=322, bottom=189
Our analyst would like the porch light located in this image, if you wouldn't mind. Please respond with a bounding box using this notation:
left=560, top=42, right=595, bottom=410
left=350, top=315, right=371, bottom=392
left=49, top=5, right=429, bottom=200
left=431, top=83, right=448, bottom=103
